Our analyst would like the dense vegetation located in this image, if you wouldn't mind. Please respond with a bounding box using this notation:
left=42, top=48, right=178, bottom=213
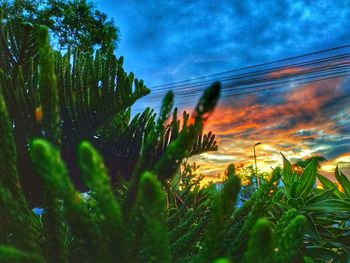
left=0, top=11, right=349, bottom=263
left=0, top=0, right=118, bottom=51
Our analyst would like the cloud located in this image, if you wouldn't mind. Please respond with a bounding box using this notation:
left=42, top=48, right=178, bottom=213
left=190, top=76, right=350, bottom=177
left=94, top=0, right=350, bottom=87
left=92, top=0, right=350, bottom=180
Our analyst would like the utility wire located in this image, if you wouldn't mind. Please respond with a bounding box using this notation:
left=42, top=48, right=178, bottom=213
left=134, top=72, right=350, bottom=112
left=132, top=45, right=350, bottom=112
left=149, top=53, right=350, bottom=94
left=147, top=61, right=350, bottom=99
left=144, top=62, right=350, bottom=101
left=150, top=54, right=350, bottom=93
left=150, top=44, right=350, bottom=89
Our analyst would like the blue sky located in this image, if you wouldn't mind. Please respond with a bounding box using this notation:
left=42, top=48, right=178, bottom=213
left=92, top=0, right=350, bottom=181
left=93, top=0, right=350, bottom=86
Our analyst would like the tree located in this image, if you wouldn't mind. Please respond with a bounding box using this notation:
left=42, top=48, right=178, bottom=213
left=0, top=17, right=218, bottom=205
left=0, top=0, right=119, bottom=51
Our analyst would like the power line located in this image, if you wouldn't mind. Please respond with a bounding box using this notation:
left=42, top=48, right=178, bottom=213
left=149, top=53, right=350, bottom=94
left=150, top=44, right=350, bottom=89
left=146, top=60, right=350, bottom=99
left=133, top=72, right=350, bottom=112
left=131, top=45, right=350, bottom=112
left=171, top=67, right=350, bottom=100
left=143, top=62, right=350, bottom=102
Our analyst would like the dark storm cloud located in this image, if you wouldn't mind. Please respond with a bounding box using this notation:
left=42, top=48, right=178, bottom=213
left=94, top=0, right=350, bottom=87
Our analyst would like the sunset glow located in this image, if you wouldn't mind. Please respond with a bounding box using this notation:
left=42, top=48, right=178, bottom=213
left=190, top=76, right=350, bottom=183
left=93, top=0, right=350, bottom=184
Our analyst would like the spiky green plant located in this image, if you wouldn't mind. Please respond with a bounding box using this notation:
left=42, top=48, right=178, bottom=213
left=0, top=25, right=309, bottom=259
left=0, top=14, right=218, bottom=206
left=0, top=83, right=333, bottom=262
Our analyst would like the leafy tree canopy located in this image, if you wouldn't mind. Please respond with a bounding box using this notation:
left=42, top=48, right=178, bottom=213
left=1, top=0, right=119, bottom=51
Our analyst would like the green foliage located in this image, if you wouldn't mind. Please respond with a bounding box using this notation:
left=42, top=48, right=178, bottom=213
left=133, top=172, right=171, bottom=263
left=222, top=170, right=282, bottom=261
left=0, top=245, right=43, bottom=263
left=0, top=87, right=42, bottom=258
left=279, top=154, right=350, bottom=261
left=2, top=99, right=349, bottom=263
left=0, top=16, right=217, bottom=206
left=198, top=165, right=241, bottom=262
left=0, top=21, right=225, bottom=262
left=274, top=209, right=306, bottom=262
left=213, top=259, right=230, bottom=263
left=28, top=139, right=296, bottom=263
left=318, top=166, right=350, bottom=200
left=1, top=65, right=310, bottom=262
left=31, top=139, right=109, bottom=262
left=281, top=153, right=318, bottom=199
left=243, top=219, right=274, bottom=263
left=38, top=25, right=61, bottom=146
left=38, top=25, right=67, bottom=263
left=78, top=141, right=126, bottom=261
left=1, top=0, right=119, bottom=51
left=236, top=164, right=269, bottom=201
left=1, top=11, right=350, bottom=263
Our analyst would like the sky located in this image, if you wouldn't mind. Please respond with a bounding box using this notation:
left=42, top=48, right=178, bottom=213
left=92, top=0, right=350, bottom=182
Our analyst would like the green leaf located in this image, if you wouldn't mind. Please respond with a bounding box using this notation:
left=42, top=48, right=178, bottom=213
left=317, top=174, right=345, bottom=199
left=313, top=217, right=338, bottom=226
left=303, top=214, right=320, bottom=240
left=305, top=187, right=336, bottom=205
left=335, top=166, right=350, bottom=198
left=296, top=159, right=318, bottom=197
left=316, top=225, right=335, bottom=239
left=333, top=231, right=350, bottom=247
left=290, top=181, right=303, bottom=199
left=305, top=246, right=343, bottom=261
left=287, top=197, right=304, bottom=209
left=303, top=198, right=350, bottom=213
left=281, top=153, right=293, bottom=190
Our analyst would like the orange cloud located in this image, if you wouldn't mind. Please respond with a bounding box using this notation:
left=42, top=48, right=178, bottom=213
left=267, top=67, right=303, bottom=78
left=189, top=77, right=350, bottom=181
